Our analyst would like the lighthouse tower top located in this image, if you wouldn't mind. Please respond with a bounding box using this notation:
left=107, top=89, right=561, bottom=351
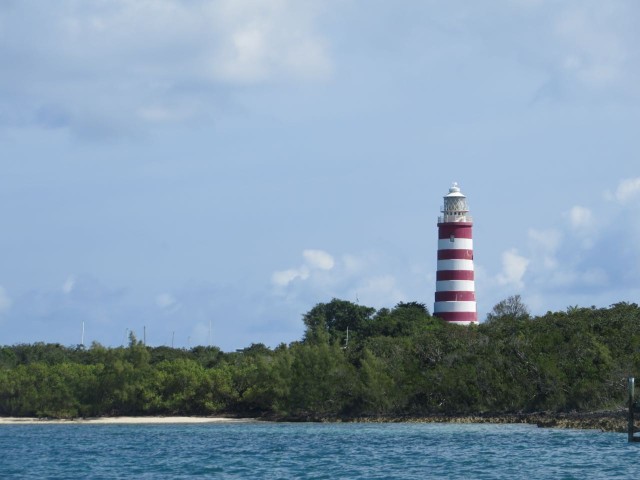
left=439, top=182, right=472, bottom=224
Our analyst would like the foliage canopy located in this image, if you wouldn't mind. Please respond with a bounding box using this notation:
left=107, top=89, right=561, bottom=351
left=1, top=299, right=639, bottom=419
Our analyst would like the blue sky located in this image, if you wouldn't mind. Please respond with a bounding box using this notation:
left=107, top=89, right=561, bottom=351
left=1, top=1, right=639, bottom=350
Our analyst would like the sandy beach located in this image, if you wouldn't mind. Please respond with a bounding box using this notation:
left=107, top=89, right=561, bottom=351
left=0, top=411, right=628, bottom=432
left=0, top=416, right=254, bottom=425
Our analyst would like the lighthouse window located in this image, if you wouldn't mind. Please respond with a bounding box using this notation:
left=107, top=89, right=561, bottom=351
left=450, top=234, right=455, bottom=243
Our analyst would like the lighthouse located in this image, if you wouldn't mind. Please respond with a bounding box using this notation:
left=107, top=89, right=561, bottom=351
left=433, top=182, right=478, bottom=325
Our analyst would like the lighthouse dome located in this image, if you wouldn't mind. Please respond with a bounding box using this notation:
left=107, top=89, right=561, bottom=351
left=442, top=182, right=469, bottom=216
left=445, top=182, right=465, bottom=198
left=448, top=182, right=461, bottom=194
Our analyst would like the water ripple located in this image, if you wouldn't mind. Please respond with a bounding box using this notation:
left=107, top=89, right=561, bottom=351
left=0, top=422, right=637, bottom=479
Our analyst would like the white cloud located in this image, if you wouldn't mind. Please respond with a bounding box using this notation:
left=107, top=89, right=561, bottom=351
left=481, top=177, right=640, bottom=317
left=271, top=249, right=335, bottom=286
left=354, top=275, right=406, bottom=307
left=528, top=228, right=561, bottom=253
left=270, top=248, right=414, bottom=309
left=0, top=0, right=332, bottom=136
left=302, top=249, right=335, bottom=270
left=271, top=267, right=310, bottom=287
left=62, top=275, right=76, bottom=294
left=211, top=0, right=331, bottom=83
left=568, top=205, right=593, bottom=229
left=497, top=249, right=530, bottom=289
left=612, top=177, right=640, bottom=204
left=567, top=206, right=596, bottom=249
left=156, top=292, right=178, bottom=309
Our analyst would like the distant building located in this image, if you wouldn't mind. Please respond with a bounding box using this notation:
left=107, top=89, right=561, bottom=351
left=433, top=183, right=478, bottom=325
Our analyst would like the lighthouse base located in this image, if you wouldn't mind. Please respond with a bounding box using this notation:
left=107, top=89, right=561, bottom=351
left=433, top=310, right=478, bottom=324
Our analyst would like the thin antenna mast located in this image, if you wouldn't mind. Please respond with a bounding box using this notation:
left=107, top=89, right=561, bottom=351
left=81, top=321, right=85, bottom=347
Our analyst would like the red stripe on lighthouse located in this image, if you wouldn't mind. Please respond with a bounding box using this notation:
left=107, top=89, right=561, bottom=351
left=436, top=270, right=474, bottom=281
left=435, top=311, right=478, bottom=323
left=436, top=270, right=473, bottom=280
left=435, top=291, right=476, bottom=302
left=437, top=249, right=474, bottom=260
left=438, top=225, right=473, bottom=239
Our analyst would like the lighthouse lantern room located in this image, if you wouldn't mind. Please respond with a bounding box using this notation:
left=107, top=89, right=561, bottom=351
left=433, top=182, right=478, bottom=325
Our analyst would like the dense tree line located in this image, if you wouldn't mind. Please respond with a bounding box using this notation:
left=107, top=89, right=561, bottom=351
left=1, top=298, right=639, bottom=419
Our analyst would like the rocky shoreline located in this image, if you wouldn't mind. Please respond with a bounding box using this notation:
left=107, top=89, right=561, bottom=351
left=332, top=411, right=630, bottom=433
left=1, top=410, right=629, bottom=433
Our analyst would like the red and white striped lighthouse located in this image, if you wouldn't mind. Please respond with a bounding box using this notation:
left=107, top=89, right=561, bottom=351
left=433, top=182, right=478, bottom=325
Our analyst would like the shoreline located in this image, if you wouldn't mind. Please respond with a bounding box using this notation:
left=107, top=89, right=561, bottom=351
left=0, top=416, right=254, bottom=425
left=0, top=410, right=629, bottom=432
left=338, top=411, right=629, bottom=433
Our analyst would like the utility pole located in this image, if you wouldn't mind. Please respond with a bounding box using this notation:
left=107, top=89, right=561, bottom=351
left=629, top=377, right=640, bottom=442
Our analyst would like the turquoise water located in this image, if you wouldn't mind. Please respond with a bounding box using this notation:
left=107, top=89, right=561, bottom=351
left=0, top=422, right=637, bottom=479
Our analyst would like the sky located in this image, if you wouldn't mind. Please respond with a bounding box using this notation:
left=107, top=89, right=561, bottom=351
left=1, top=0, right=639, bottom=351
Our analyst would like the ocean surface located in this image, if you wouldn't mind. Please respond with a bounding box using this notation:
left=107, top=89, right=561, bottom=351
left=0, top=422, right=638, bottom=479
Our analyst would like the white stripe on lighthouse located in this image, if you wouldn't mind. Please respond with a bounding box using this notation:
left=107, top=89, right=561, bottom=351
left=434, top=301, right=477, bottom=313
left=435, top=280, right=476, bottom=292
left=438, top=238, right=473, bottom=250
left=447, top=320, right=476, bottom=326
left=437, top=259, right=474, bottom=271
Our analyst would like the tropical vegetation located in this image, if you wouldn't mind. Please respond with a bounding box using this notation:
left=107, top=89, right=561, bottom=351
left=1, top=297, right=639, bottom=419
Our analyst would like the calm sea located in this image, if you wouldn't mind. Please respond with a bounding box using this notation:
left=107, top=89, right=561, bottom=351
left=0, top=422, right=637, bottom=479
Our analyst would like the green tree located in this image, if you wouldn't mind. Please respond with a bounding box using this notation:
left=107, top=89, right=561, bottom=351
left=303, top=299, right=376, bottom=345
left=486, top=295, right=530, bottom=322
left=366, top=302, right=433, bottom=338
left=239, top=346, right=293, bottom=415
left=152, top=359, right=215, bottom=414
left=356, top=349, right=396, bottom=414
left=288, top=341, right=358, bottom=416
